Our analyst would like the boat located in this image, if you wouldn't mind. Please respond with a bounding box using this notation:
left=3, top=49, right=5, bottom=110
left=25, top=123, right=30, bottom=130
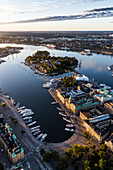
left=40, top=134, right=48, bottom=142
left=16, top=102, right=20, bottom=107
left=63, top=117, right=73, bottom=123
left=112, top=72, right=113, bottom=77
left=2, top=95, right=10, bottom=99
left=25, top=119, right=32, bottom=124
left=57, top=107, right=64, bottom=112
left=36, top=133, right=43, bottom=140
left=51, top=101, right=57, bottom=105
left=66, top=124, right=74, bottom=128
left=33, top=130, right=41, bottom=136
left=27, top=121, right=37, bottom=127
left=43, top=82, right=52, bottom=89
left=20, top=109, right=32, bottom=113
left=65, top=128, right=74, bottom=132
left=18, top=106, right=26, bottom=110
left=30, top=125, right=40, bottom=130
left=31, top=128, right=40, bottom=133
left=59, top=112, right=67, bottom=117
left=21, top=112, right=34, bottom=117
left=23, top=116, right=32, bottom=120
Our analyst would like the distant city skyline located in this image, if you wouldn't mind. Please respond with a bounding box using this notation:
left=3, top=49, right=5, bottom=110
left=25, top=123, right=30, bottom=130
left=0, top=0, right=113, bottom=31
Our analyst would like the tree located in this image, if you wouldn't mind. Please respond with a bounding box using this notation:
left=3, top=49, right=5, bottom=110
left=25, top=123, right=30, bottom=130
left=100, top=144, right=107, bottom=152
left=20, top=130, right=26, bottom=136
left=40, top=148, right=45, bottom=156
left=56, top=157, right=68, bottom=170
left=66, top=148, right=73, bottom=157
left=83, top=160, right=91, bottom=170
left=0, top=163, right=4, bottom=170
left=99, top=158, right=107, bottom=170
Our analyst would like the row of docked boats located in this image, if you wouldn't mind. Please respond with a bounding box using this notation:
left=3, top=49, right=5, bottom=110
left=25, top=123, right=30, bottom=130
left=17, top=105, right=48, bottom=142
left=57, top=107, right=75, bottom=133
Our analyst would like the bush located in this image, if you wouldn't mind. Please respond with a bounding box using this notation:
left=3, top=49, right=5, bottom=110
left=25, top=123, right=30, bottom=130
left=100, top=144, right=107, bottom=152
left=56, top=157, right=68, bottom=170
left=43, top=152, right=51, bottom=162
left=40, top=148, right=46, bottom=156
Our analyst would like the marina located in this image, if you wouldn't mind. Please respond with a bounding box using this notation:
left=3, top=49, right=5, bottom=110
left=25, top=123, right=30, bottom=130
left=0, top=43, right=113, bottom=142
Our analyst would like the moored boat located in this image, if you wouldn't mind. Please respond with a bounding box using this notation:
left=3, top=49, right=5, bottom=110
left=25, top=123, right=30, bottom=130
left=36, top=133, right=43, bottom=140
left=66, top=124, right=74, bottom=128
left=63, top=117, right=73, bottom=123
left=65, top=128, right=74, bottom=132
left=27, top=121, right=37, bottom=127
left=51, top=101, right=57, bottom=105
left=33, top=130, right=41, bottom=136
left=57, top=107, right=64, bottom=112
left=30, top=125, right=40, bottom=130
left=59, top=112, right=67, bottom=117
left=40, top=134, right=48, bottom=142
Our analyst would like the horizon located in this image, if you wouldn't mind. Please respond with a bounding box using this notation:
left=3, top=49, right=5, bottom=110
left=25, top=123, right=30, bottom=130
left=0, top=0, right=113, bottom=31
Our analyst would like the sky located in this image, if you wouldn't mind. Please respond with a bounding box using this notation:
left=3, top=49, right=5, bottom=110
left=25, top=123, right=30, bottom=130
left=0, top=0, right=113, bottom=31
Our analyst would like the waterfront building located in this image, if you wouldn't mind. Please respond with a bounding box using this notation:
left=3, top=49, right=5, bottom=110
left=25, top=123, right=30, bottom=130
left=0, top=118, right=24, bottom=164
left=104, top=102, right=113, bottom=114
left=83, top=113, right=113, bottom=143
left=105, top=133, right=113, bottom=151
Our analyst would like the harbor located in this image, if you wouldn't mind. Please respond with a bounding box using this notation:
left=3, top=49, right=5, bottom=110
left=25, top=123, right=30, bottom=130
left=0, top=43, right=113, bottom=143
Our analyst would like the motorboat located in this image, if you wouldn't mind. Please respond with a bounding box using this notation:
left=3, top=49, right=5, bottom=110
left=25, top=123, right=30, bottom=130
left=36, top=133, right=43, bottom=140
left=30, top=125, right=40, bottom=130
left=59, top=112, right=67, bottom=117
left=57, top=107, right=64, bottom=112
left=40, top=134, right=47, bottom=142
left=65, top=128, right=74, bottom=132
left=27, top=121, right=37, bottom=127
left=66, top=124, right=74, bottom=128
left=63, top=117, right=73, bottom=123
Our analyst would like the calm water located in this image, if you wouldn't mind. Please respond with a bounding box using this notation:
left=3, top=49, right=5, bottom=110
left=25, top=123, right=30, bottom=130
left=0, top=43, right=113, bottom=143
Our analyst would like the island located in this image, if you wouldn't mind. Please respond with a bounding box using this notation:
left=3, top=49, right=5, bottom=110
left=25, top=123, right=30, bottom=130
left=0, top=46, right=23, bottom=58
left=25, top=50, right=78, bottom=75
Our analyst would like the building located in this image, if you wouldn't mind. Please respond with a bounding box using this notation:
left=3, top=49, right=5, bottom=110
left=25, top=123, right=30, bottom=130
left=105, top=133, right=113, bottom=151
left=0, top=118, right=24, bottom=164
left=83, top=114, right=112, bottom=143
left=104, top=102, right=113, bottom=114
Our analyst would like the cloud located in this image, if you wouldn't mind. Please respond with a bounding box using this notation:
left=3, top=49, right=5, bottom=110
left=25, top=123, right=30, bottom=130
left=0, top=6, right=113, bottom=25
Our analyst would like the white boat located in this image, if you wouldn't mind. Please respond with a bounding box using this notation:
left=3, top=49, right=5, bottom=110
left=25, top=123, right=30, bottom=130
left=31, top=128, right=40, bottom=133
left=2, top=95, right=10, bottom=99
left=57, top=107, right=64, bottom=112
left=20, top=109, right=32, bottom=113
left=18, top=106, right=26, bottom=110
left=27, top=121, right=37, bottom=127
left=59, top=112, right=67, bottom=117
left=30, top=125, right=40, bottom=130
left=66, top=124, right=74, bottom=128
left=25, top=119, right=32, bottom=123
left=43, top=82, right=52, bottom=89
left=112, top=72, right=113, bottom=77
left=65, top=128, right=74, bottom=132
left=40, top=134, right=47, bottom=142
left=20, top=111, right=34, bottom=115
left=63, top=117, right=73, bottom=123
left=21, top=112, right=34, bottom=117
left=33, top=130, right=41, bottom=136
left=51, top=101, right=57, bottom=105
left=23, top=116, right=32, bottom=120
left=36, top=133, right=43, bottom=140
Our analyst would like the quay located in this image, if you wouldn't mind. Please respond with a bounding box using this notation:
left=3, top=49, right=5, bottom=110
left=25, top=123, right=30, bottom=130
left=47, top=88, right=98, bottom=155
left=0, top=96, right=53, bottom=170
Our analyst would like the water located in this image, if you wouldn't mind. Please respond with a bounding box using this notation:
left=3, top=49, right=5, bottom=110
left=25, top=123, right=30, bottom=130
left=0, top=43, right=113, bottom=143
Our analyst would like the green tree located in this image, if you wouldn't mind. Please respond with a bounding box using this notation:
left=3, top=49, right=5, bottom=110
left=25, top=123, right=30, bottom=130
left=100, top=144, right=107, bottom=152
left=99, top=158, right=107, bottom=170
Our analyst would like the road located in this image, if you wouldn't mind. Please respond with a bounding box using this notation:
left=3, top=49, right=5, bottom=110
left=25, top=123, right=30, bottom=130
left=0, top=97, right=53, bottom=170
